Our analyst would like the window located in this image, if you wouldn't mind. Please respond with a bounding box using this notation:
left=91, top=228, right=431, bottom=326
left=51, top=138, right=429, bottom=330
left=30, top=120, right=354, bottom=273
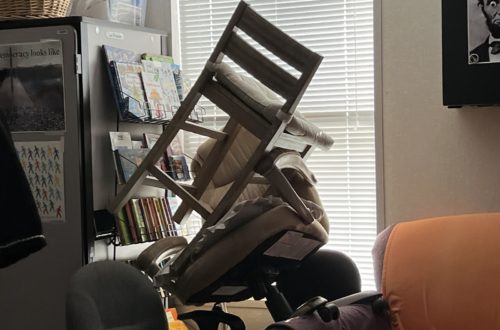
left=174, top=0, right=376, bottom=289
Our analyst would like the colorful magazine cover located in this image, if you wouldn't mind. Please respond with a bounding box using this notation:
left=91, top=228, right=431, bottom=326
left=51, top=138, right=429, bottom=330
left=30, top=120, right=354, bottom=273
left=114, top=61, right=148, bottom=120
left=142, top=59, right=181, bottom=119
left=142, top=71, right=168, bottom=120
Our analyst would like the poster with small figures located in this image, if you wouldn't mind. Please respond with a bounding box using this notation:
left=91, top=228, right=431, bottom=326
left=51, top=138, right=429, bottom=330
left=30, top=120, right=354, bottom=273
left=14, top=140, right=65, bottom=222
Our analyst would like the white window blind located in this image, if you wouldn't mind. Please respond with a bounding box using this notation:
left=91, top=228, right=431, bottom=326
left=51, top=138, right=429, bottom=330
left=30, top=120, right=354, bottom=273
left=176, top=0, right=376, bottom=289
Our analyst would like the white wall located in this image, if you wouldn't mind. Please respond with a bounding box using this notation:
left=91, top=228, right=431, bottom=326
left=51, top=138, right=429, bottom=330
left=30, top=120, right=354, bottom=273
left=379, top=0, right=500, bottom=226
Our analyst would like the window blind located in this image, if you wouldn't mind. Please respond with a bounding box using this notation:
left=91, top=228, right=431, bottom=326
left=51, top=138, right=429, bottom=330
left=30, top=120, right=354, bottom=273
left=176, top=0, right=376, bottom=289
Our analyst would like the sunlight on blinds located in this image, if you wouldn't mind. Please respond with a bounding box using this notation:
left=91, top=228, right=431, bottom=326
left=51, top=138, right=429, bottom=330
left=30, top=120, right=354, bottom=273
left=177, top=0, right=376, bottom=289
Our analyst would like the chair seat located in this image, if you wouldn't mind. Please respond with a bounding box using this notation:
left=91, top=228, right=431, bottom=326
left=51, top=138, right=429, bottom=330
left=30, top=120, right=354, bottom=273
left=154, top=197, right=328, bottom=304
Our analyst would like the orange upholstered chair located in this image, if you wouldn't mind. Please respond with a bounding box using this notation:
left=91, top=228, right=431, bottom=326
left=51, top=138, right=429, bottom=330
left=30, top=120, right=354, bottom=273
left=268, top=212, right=500, bottom=330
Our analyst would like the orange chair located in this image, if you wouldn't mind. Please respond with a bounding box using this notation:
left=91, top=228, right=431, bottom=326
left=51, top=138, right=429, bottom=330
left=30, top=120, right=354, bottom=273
left=268, top=213, right=500, bottom=329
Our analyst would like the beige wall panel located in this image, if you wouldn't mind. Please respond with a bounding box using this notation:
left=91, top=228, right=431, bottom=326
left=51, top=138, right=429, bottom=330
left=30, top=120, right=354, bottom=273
left=381, top=0, right=500, bottom=225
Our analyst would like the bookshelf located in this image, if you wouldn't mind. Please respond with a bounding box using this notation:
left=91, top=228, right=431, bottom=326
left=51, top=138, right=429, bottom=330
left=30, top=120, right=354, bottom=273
left=97, top=44, right=204, bottom=260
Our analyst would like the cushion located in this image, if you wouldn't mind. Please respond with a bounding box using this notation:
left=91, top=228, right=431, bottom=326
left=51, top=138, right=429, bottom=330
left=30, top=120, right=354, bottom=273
left=155, top=198, right=328, bottom=303
left=214, top=63, right=334, bottom=150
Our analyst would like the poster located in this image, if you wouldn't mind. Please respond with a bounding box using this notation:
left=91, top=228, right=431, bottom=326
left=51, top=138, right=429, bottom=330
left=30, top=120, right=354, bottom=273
left=0, top=40, right=65, bottom=132
left=14, top=140, right=65, bottom=222
left=442, top=0, right=500, bottom=106
left=468, top=0, right=500, bottom=64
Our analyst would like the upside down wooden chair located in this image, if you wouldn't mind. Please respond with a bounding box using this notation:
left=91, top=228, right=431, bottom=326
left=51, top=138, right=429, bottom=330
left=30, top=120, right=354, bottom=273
left=110, top=1, right=334, bottom=328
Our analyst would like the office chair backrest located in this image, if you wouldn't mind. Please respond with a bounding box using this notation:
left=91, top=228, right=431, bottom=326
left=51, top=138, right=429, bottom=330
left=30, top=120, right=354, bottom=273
left=382, top=213, right=500, bottom=330
left=66, top=260, right=167, bottom=330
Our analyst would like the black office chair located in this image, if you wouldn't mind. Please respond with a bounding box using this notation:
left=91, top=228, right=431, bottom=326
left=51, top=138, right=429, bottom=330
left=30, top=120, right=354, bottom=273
left=66, top=260, right=168, bottom=330
left=276, top=249, right=361, bottom=311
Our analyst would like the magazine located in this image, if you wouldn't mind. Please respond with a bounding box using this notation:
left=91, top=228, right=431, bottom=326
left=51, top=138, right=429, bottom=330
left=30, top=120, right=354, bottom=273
left=115, top=148, right=151, bottom=182
left=114, top=61, right=148, bottom=120
left=109, top=131, right=133, bottom=150
left=142, top=59, right=180, bottom=119
left=141, top=71, right=168, bottom=120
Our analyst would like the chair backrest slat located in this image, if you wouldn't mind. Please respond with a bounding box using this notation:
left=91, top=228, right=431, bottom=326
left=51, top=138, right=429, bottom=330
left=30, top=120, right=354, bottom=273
left=225, top=32, right=298, bottom=100
left=237, top=5, right=314, bottom=73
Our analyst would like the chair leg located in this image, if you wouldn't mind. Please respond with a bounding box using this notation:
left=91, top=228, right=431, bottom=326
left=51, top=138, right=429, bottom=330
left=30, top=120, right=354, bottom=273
left=178, top=304, right=245, bottom=330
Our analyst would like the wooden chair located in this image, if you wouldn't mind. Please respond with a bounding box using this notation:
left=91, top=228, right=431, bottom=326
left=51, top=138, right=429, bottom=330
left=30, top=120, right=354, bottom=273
left=113, top=2, right=336, bottom=328
left=109, top=0, right=331, bottom=231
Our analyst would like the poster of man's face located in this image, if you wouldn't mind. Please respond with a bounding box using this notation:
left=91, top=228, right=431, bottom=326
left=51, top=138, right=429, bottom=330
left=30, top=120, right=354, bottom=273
left=469, top=0, right=500, bottom=64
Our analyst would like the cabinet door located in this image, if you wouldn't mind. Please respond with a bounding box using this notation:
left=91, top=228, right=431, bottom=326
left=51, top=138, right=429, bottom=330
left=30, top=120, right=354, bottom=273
left=0, top=25, right=82, bottom=330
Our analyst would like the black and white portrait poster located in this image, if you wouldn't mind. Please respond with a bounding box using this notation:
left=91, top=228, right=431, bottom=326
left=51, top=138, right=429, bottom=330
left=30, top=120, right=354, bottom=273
left=468, top=0, right=500, bottom=64
left=0, top=40, right=65, bottom=132
left=14, top=140, right=65, bottom=222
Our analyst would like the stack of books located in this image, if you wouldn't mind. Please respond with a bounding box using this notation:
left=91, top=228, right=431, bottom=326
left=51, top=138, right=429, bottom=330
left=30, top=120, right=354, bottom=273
left=116, top=196, right=180, bottom=245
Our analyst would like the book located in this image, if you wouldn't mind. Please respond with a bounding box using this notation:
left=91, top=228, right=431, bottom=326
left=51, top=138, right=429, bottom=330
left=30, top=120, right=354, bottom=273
left=115, top=148, right=150, bottom=182
left=143, top=132, right=169, bottom=172
left=146, top=197, right=162, bottom=240
left=142, top=60, right=181, bottom=119
left=116, top=208, right=132, bottom=245
left=153, top=197, right=168, bottom=238
left=124, top=201, right=139, bottom=243
left=170, top=64, right=184, bottom=101
left=131, top=140, right=144, bottom=149
left=161, top=196, right=178, bottom=236
left=166, top=134, right=184, bottom=156
left=168, top=155, right=191, bottom=181
left=142, top=71, right=168, bottom=120
left=109, top=131, right=133, bottom=150
left=139, top=198, right=156, bottom=241
left=167, top=196, right=180, bottom=215
left=114, top=61, right=149, bottom=120
left=143, top=132, right=160, bottom=148
left=109, top=131, right=133, bottom=184
left=102, top=45, right=141, bottom=120
left=130, top=198, right=149, bottom=242
left=142, top=53, right=174, bottom=63
left=102, top=44, right=141, bottom=64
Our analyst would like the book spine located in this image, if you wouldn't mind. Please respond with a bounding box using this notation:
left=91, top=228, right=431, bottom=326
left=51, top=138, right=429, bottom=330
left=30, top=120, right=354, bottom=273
left=130, top=199, right=148, bottom=242
left=167, top=156, right=178, bottom=180
left=115, top=208, right=132, bottom=245
left=180, top=155, right=191, bottom=180
left=139, top=198, right=155, bottom=241
left=124, top=201, right=139, bottom=243
left=153, top=197, right=168, bottom=238
left=146, top=197, right=161, bottom=240
left=162, top=196, right=178, bottom=236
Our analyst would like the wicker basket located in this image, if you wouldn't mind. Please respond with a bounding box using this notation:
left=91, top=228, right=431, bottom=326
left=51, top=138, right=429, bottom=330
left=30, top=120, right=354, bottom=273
left=0, top=0, right=71, bottom=20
